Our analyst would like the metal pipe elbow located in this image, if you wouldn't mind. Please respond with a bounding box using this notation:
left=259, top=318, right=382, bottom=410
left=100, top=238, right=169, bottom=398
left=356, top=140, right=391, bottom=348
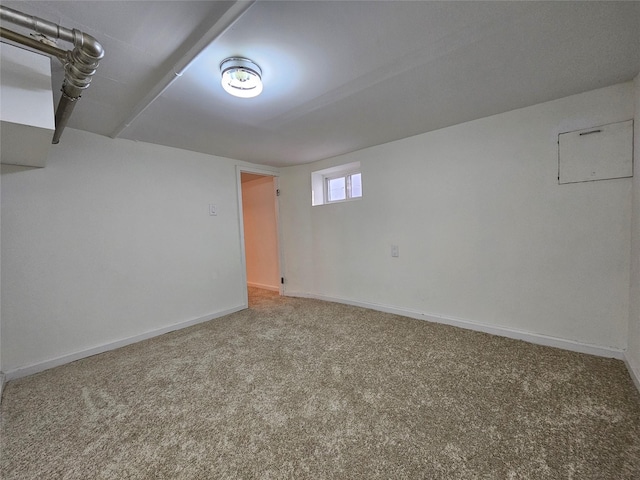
left=72, top=28, right=104, bottom=62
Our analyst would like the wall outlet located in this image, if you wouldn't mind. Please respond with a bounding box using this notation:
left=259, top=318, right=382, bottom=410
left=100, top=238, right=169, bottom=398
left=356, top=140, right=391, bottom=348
left=391, top=245, right=399, bottom=257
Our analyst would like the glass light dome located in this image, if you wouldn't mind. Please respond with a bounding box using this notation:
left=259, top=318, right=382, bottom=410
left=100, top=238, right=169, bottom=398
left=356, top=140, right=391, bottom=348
left=220, top=57, right=263, bottom=98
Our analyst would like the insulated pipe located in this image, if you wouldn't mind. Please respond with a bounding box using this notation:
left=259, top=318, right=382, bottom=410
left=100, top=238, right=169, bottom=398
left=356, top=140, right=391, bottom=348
left=0, top=5, right=104, bottom=143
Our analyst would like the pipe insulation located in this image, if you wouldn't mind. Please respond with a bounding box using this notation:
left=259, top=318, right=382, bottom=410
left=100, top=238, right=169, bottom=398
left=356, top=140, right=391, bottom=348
left=0, top=5, right=104, bottom=143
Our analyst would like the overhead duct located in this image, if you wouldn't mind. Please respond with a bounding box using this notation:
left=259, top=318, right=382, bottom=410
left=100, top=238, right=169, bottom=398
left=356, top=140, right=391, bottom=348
left=0, top=5, right=104, bottom=144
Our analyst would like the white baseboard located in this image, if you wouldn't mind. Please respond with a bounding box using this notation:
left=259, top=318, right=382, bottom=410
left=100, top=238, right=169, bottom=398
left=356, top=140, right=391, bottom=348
left=285, top=291, right=625, bottom=360
left=624, top=356, right=640, bottom=394
left=4, top=305, right=246, bottom=381
left=247, top=282, right=280, bottom=292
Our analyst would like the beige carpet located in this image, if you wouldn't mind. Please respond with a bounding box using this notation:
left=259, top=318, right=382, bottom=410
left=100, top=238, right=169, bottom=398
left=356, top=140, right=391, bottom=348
left=1, top=288, right=639, bottom=479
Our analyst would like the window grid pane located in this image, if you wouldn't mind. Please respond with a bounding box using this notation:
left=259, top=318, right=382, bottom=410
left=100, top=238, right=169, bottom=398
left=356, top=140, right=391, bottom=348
left=328, top=176, right=346, bottom=201
left=350, top=173, right=362, bottom=198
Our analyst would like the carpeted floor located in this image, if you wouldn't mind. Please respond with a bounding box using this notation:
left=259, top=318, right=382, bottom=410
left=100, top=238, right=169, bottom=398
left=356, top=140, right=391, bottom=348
left=1, top=288, right=639, bottom=479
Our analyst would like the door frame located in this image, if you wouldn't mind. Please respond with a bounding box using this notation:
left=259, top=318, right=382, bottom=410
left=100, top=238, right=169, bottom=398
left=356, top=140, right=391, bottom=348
left=235, top=164, right=284, bottom=306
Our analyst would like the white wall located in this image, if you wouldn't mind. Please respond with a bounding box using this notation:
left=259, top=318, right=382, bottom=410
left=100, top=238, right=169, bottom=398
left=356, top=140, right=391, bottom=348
left=628, top=74, right=640, bottom=388
left=0, top=163, right=3, bottom=383
left=1, top=128, right=253, bottom=377
left=0, top=43, right=54, bottom=168
left=241, top=175, right=280, bottom=291
left=281, top=82, right=634, bottom=353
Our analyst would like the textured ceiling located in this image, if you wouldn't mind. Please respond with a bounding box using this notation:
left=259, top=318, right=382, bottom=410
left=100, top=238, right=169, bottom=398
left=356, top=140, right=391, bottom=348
left=1, top=1, right=639, bottom=167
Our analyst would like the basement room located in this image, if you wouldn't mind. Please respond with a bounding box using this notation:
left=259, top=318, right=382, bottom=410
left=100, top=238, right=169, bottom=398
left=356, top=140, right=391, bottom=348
left=1, top=1, right=639, bottom=478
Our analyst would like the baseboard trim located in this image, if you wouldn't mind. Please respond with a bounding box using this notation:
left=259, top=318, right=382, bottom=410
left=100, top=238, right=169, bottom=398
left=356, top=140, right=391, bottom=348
left=285, top=291, right=625, bottom=360
left=624, top=356, right=640, bottom=393
left=0, top=372, right=5, bottom=403
left=4, top=305, right=246, bottom=381
left=247, top=282, right=280, bottom=292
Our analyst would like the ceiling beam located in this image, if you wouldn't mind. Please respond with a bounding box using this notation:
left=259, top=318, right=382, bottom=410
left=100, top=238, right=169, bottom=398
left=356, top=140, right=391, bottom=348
left=110, top=0, right=255, bottom=139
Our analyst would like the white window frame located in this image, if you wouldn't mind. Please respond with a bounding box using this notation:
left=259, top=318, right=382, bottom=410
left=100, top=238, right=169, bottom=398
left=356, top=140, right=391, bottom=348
left=324, top=171, right=361, bottom=203
left=311, top=161, right=362, bottom=206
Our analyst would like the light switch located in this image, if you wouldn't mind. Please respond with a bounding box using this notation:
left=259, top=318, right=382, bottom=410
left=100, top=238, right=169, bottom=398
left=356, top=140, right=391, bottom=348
left=391, top=245, right=399, bottom=257
left=209, top=204, right=217, bottom=216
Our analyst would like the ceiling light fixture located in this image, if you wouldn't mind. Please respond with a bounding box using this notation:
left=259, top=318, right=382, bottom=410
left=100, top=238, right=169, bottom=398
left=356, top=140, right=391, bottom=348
left=220, top=57, right=263, bottom=98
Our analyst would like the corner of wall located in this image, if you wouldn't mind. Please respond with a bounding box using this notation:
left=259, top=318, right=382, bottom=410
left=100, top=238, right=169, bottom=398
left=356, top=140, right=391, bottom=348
left=1, top=151, right=3, bottom=396
left=626, top=358, right=640, bottom=393
left=626, top=72, right=640, bottom=393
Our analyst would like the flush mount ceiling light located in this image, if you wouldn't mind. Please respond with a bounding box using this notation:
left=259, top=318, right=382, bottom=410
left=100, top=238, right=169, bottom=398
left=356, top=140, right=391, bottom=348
left=220, top=57, right=263, bottom=98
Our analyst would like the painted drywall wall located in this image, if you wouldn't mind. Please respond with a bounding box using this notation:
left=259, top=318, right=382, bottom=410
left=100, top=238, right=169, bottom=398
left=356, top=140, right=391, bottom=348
left=0, top=159, right=2, bottom=377
left=0, top=128, right=253, bottom=375
left=0, top=43, right=54, bottom=168
left=628, top=74, right=640, bottom=387
left=280, top=82, right=634, bottom=352
left=241, top=175, right=280, bottom=291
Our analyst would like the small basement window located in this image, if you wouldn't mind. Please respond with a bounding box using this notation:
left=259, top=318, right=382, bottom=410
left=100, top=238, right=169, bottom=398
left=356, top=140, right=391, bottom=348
left=312, top=161, right=362, bottom=206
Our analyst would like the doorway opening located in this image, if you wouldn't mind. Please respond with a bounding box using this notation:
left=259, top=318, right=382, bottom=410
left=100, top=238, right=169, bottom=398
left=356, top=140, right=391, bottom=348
left=239, top=171, right=282, bottom=300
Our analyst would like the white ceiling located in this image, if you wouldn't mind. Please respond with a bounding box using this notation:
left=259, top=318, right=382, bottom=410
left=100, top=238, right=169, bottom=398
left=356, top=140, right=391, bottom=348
left=2, top=1, right=639, bottom=167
